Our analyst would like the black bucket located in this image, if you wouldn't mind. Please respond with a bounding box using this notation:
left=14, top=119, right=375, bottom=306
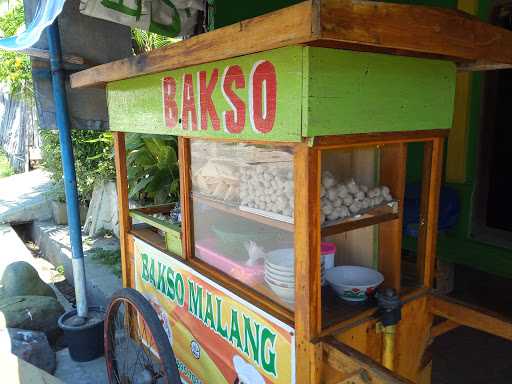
left=58, top=306, right=105, bottom=362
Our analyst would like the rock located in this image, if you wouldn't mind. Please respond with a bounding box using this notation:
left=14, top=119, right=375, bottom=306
left=83, top=181, right=119, bottom=238
left=0, top=328, right=56, bottom=373
left=0, top=296, right=64, bottom=338
left=1, top=261, right=56, bottom=299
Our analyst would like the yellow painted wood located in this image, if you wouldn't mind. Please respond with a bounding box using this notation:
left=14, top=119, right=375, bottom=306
left=446, top=0, right=477, bottom=183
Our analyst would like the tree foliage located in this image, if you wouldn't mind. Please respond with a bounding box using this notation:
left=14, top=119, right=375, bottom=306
left=40, top=130, right=116, bottom=202
left=0, top=2, right=32, bottom=97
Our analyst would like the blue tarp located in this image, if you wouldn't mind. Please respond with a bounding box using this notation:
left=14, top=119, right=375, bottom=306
left=0, top=0, right=66, bottom=51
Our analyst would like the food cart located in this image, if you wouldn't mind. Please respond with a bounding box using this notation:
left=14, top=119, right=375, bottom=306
left=71, top=1, right=512, bottom=383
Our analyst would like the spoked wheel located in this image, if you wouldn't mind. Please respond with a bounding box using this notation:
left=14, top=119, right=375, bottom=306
left=105, top=288, right=181, bottom=384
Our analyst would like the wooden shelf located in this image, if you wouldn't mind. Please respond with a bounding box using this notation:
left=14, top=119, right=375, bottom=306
left=321, top=283, right=425, bottom=335
left=71, top=0, right=512, bottom=89
left=130, top=226, right=167, bottom=253
left=321, top=203, right=399, bottom=237
left=192, top=193, right=294, bottom=232
left=322, top=285, right=378, bottom=331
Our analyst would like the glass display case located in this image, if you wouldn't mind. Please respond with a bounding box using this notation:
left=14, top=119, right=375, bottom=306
left=190, top=139, right=295, bottom=309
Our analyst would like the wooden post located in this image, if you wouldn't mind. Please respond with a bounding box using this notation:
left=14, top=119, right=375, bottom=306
left=417, top=138, right=444, bottom=287
left=379, top=143, right=407, bottom=292
left=178, top=137, right=193, bottom=260
left=294, top=143, right=322, bottom=384
left=113, top=131, right=131, bottom=288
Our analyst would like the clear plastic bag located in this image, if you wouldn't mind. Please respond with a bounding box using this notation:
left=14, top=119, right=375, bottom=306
left=79, top=0, right=204, bottom=37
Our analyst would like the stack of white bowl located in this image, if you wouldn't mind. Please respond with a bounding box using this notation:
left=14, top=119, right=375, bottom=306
left=264, top=249, right=325, bottom=304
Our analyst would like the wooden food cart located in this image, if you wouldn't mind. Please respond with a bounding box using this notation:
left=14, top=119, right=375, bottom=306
left=72, top=1, right=512, bottom=383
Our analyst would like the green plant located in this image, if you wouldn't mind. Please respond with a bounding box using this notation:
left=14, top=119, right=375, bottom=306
left=0, top=150, right=14, bottom=178
left=0, top=2, right=32, bottom=97
left=56, top=265, right=65, bottom=276
left=126, top=134, right=179, bottom=204
left=131, top=28, right=178, bottom=54
left=89, top=248, right=121, bottom=278
left=47, top=179, right=66, bottom=203
left=40, top=130, right=116, bottom=202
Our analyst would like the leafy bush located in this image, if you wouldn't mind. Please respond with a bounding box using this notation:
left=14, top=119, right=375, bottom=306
left=40, top=130, right=116, bottom=202
left=0, top=2, right=32, bottom=97
left=89, top=247, right=121, bottom=278
left=126, top=134, right=179, bottom=204
left=0, top=150, right=14, bottom=178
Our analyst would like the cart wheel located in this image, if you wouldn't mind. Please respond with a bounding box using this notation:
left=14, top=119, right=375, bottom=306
left=105, top=288, right=181, bottom=384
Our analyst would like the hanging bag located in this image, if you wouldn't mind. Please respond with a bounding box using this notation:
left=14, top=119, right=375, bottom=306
left=79, top=0, right=204, bottom=37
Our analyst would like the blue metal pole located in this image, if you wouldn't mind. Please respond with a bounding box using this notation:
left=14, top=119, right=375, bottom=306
left=47, top=19, right=88, bottom=318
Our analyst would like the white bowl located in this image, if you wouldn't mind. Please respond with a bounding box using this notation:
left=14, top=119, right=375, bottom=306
left=265, top=249, right=324, bottom=272
left=265, top=274, right=295, bottom=288
left=265, top=249, right=295, bottom=271
left=325, top=266, right=384, bottom=302
left=265, top=272, right=325, bottom=286
left=265, top=277, right=295, bottom=303
left=264, top=263, right=325, bottom=276
left=265, top=269, right=325, bottom=283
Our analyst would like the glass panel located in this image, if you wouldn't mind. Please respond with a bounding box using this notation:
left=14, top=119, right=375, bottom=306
left=404, top=141, right=426, bottom=290
left=319, top=145, right=399, bottom=329
left=321, top=147, right=396, bottom=229
left=126, top=134, right=181, bottom=256
left=190, top=139, right=295, bottom=310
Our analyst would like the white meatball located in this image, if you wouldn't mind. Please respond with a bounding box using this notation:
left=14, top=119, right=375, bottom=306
left=337, top=184, right=348, bottom=198
left=347, top=179, right=359, bottom=194
left=355, top=191, right=365, bottom=201
left=327, top=187, right=338, bottom=202
left=368, top=188, right=380, bottom=198
left=322, top=171, right=336, bottom=189
left=349, top=201, right=362, bottom=213
left=322, top=201, right=334, bottom=215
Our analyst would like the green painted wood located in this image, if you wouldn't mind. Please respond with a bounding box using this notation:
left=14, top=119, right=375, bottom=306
left=129, top=210, right=182, bottom=256
left=302, top=47, right=456, bottom=137
left=107, top=46, right=304, bottom=142
left=108, top=46, right=457, bottom=140
left=129, top=210, right=181, bottom=233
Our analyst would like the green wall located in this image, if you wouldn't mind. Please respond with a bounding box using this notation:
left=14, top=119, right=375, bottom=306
left=213, top=0, right=458, bottom=29
left=213, top=0, right=303, bottom=28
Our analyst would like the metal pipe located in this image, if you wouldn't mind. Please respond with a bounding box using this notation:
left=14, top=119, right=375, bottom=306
left=47, top=19, right=88, bottom=319
left=381, top=324, right=397, bottom=370
left=377, top=288, right=402, bottom=372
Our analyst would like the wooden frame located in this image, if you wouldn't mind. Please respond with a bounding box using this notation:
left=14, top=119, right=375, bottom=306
left=430, top=294, right=512, bottom=342
left=113, top=131, right=132, bottom=287
left=70, top=0, right=512, bottom=89
left=112, top=130, right=446, bottom=383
